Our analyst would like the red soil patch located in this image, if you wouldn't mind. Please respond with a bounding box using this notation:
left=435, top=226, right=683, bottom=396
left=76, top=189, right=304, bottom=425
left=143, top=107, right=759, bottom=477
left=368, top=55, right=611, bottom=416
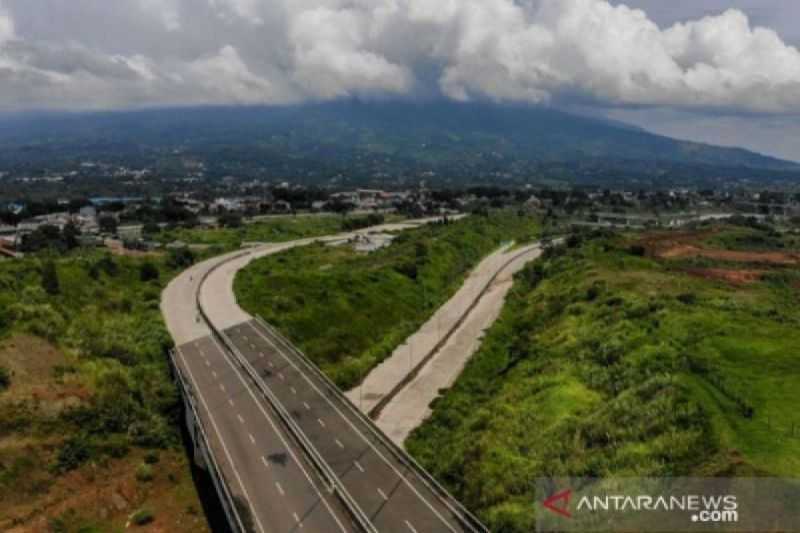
left=635, top=229, right=717, bottom=257
left=635, top=229, right=799, bottom=265
left=685, top=268, right=765, bottom=286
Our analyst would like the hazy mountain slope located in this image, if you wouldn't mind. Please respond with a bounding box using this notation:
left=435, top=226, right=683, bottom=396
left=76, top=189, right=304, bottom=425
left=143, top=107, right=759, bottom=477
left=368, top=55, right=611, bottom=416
left=0, top=101, right=796, bottom=181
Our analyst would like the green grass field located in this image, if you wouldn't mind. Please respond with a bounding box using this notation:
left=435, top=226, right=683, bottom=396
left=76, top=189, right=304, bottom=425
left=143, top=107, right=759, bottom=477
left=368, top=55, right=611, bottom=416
left=235, top=212, right=540, bottom=389
left=405, top=225, right=800, bottom=532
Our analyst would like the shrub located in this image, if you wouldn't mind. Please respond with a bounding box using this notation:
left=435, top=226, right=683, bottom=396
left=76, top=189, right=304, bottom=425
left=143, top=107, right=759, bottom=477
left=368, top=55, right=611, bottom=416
left=0, top=365, right=10, bottom=391
left=57, top=435, right=94, bottom=472
left=566, top=234, right=582, bottom=248
left=677, top=292, right=697, bottom=305
left=139, top=262, right=160, bottom=282
left=586, top=284, right=600, bottom=302
left=629, top=244, right=646, bottom=257
left=131, top=509, right=155, bottom=526
left=219, top=213, right=243, bottom=228
left=167, top=247, right=195, bottom=269
left=40, top=261, right=60, bottom=296
left=144, top=451, right=160, bottom=464
left=135, top=463, right=154, bottom=482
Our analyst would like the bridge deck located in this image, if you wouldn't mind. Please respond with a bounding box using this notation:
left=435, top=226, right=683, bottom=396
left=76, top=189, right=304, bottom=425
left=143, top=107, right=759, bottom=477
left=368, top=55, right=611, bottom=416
left=175, top=334, right=355, bottom=533
left=224, top=319, right=474, bottom=533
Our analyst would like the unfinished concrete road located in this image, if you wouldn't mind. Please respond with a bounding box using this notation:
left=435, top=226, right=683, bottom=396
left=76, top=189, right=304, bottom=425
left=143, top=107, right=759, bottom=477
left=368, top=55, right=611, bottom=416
left=369, top=243, right=542, bottom=445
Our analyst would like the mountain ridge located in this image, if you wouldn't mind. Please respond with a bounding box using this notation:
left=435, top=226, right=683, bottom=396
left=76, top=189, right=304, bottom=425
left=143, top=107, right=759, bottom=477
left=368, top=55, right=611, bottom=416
left=0, top=101, right=797, bottom=186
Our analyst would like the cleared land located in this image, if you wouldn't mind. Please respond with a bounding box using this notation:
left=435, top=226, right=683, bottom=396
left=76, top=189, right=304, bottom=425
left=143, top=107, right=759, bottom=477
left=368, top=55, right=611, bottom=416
left=406, top=222, right=800, bottom=533
left=235, top=211, right=540, bottom=390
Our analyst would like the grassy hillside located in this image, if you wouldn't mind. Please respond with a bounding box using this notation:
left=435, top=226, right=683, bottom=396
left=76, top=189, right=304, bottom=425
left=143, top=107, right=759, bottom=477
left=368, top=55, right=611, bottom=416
left=406, top=223, right=800, bottom=532
left=0, top=249, right=208, bottom=532
left=235, top=212, right=540, bottom=389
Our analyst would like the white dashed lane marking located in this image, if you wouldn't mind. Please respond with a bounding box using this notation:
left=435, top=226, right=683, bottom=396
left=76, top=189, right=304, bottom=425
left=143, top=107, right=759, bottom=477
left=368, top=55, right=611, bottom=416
left=275, top=482, right=285, bottom=496
left=377, top=488, right=389, bottom=501
left=354, top=461, right=364, bottom=473
left=237, top=414, right=245, bottom=424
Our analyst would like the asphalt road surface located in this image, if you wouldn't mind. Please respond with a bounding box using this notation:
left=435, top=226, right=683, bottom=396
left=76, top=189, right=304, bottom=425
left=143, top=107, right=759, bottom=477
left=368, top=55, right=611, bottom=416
left=175, top=334, right=355, bottom=533
left=224, top=320, right=474, bottom=533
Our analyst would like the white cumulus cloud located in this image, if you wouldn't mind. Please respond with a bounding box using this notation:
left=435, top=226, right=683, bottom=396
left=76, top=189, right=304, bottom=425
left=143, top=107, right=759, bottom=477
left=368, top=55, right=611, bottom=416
left=0, top=0, right=799, bottom=113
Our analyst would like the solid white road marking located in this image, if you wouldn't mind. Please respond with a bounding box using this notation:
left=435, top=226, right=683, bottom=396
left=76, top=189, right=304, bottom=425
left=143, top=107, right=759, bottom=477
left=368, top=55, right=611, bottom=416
left=206, top=335, right=348, bottom=533
left=175, top=348, right=266, bottom=533
left=246, top=321, right=460, bottom=533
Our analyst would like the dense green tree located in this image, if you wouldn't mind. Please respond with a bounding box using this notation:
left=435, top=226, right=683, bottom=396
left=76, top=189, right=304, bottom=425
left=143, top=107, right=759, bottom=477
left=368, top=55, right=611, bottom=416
left=167, top=247, right=195, bottom=269
left=0, top=365, right=10, bottom=391
left=98, top=215, right=118, bottom=235
left=40, top=260, right=60, bottom=296
left=219, top=213, right=243, bottom=228
left=139, top=262, right=160, bottom=282
left=62, top=222, right=81, bottom=250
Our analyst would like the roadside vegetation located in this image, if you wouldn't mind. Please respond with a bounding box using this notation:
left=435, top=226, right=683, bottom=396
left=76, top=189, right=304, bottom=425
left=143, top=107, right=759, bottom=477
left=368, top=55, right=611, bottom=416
left=406, top=221, right=800, bottom=532
left=152, top=212, right=397, bottom=251
left=0, top=248, right=208, bottom=531
left=235, top=211, right=540, bottom=389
